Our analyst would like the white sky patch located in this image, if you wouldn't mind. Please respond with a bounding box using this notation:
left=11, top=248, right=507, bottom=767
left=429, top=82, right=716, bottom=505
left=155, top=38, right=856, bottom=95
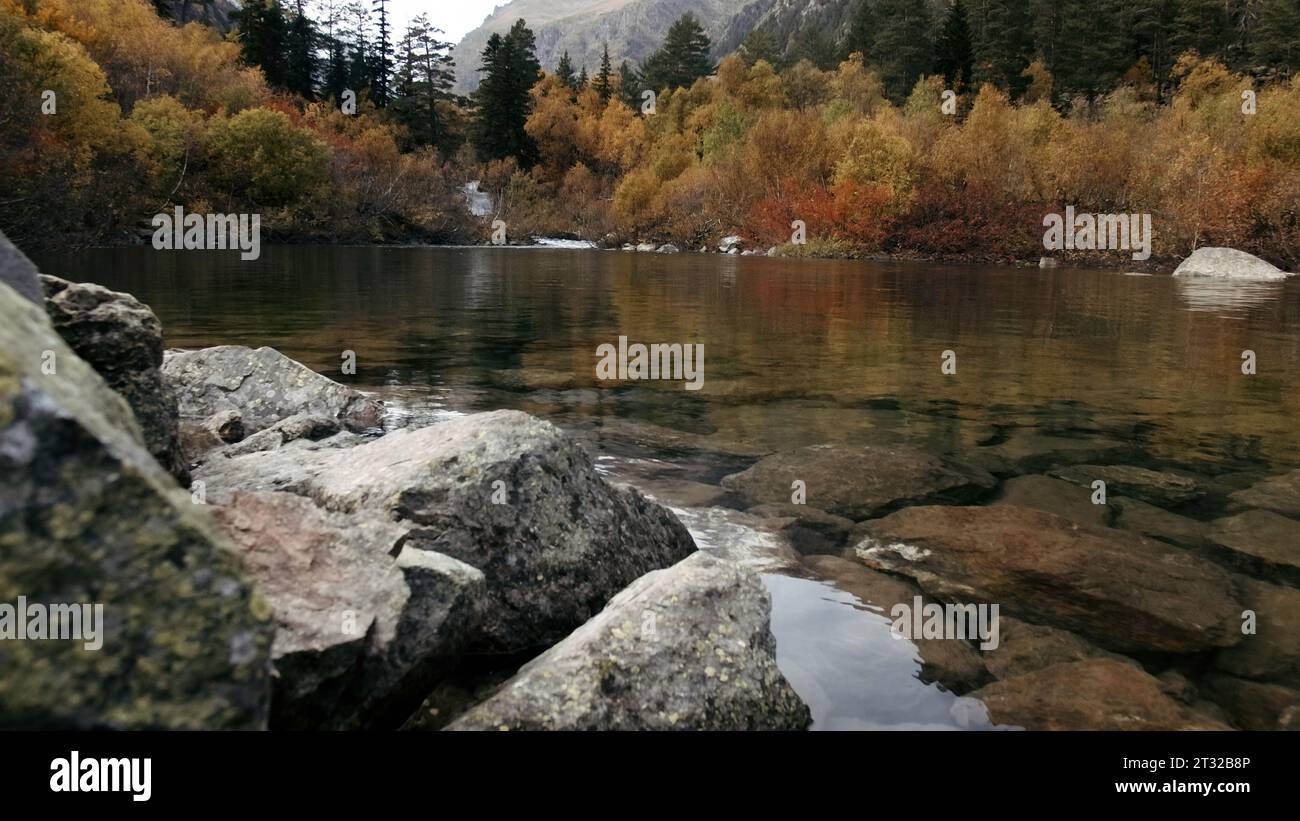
left=380, top=0, right=502, bottom=43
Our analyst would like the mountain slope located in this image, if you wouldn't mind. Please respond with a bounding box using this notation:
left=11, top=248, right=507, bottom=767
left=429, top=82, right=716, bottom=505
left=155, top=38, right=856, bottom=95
left=451, top=0, right=759, bottom=93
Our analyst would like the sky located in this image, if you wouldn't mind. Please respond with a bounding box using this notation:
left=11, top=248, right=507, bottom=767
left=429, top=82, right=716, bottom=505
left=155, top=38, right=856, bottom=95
left=382, top=0, right=503, bottom=44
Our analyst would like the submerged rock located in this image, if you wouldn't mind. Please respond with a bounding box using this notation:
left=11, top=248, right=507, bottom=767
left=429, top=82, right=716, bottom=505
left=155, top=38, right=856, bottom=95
left=1214, top=578, right=1300, bottom=687
left=1172, top=247, right=1292, bottom=281
left=197, top=410, right=698, bottom=653
left=210, top=491, right=483, bottom=729
left=0, top=281, right=272, bottom=729
left=40, top=275, right=189, bottom=484
left=991, top=474, right=1111, bottom=529
left=162, top=345, right=382, bottom=447
left=721, top=444, right=996, bottom=520
left=854, top=505, right=1243, bottom=654
left=1230, top=469, right=1300, bottom=518
left=748, top=503, right=855, bottom=555
left=981, top=617, right=1135, bottom=681
left=803, top=555, right=991, bottom=693
left=1208, top=510, right=1300, bottom=583
left=448, top=552, right=810, bottom=730
left=970, top=659, right=1231, bottom=730
left=1201, top=674, right=1300, bottom=730
left=1048, top=464, right=1203, bottom=507
left=1111, top=497, right=1209, bottom=548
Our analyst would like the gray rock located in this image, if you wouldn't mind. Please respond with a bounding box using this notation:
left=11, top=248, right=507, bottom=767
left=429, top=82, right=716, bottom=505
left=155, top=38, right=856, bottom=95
left=656, top=243, right=680, bottom=254
left=210, top=491, right=483, bottom=729
left=971, top=659, right=1231, bottom=730
left=1208, top=510, right=1300, bottom=583
left=0, top=281, right=272, bottom=729
left=721, top=444, right=996, bottom=520
left=40, top=275, right=189, bottom=484
left=1230, top=469, right=1300, bottom=518
left=1173, top=247, right=1292, bottom=280
left=219, top=413, right=340, bottom=458
left=803, top=555, right=991, bottom=693
left=854, top=505, right=1243, bottom=654
left=447, top=552, right=810, bottom=730
left=991, top=474, right=1112, bottom=529
left=197, top=410, right=698, bottom=653
left=0, top=228, right=41, bottom=305
left=162, top=345, right=382, bottom=446
left=1048, top=464, right=1204, bottom=507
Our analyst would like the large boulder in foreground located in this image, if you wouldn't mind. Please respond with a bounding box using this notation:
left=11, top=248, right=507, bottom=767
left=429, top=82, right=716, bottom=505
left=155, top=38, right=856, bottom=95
left=970, top=659, right=1231, bottom=730
left=210, top=491, right=484, bottom=729
left=448, top=552, right=810, bottom=730
left=1173, top=247, right=1292, bottom=280
left=197, top=410, right=698, bottom=653
left=162, top=345, right=382, bottom=456
left=40, top=275, right=189, bottom=484
left=721, top=444, right=996, bottom=520
left=0, top=281, right=272, bottom=729
left=854, top=505, right=1243, bottom=654
left=0, top=228, right=41, bottom=305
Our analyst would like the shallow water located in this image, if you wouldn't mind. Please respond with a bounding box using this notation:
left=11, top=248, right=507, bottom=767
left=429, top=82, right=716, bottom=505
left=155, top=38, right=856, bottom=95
left=41, top=245, right=1300, bottom=729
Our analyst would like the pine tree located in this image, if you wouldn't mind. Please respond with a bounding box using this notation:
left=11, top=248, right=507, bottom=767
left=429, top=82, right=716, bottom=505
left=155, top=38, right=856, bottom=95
left=740, top=27, right=780, bottom=66
left=845, top=0, right=876, bottom=60
left=618, top=60, right=640, bottom=108
left=392, top=14, right=456, bottom=151
left=556, top=51, right=577, bottom=89
left=869, top=0, right=933, bottom=102
left=935, top=0, right=974, bottom=90
left=286, top=0, right=317, bottom=99
left=639, top=13, right=714, bottom=91
left=233, top=0, right=289, bottom=89
left=345, top=1, right=371, bottom=97
left=1170, top=0, right=1231, bottom=61
left=975, top=0, right=1033, bottom=95
left=1252, top=0, right=1300, bottom=77
left=472, top=20, right=541, bottom=165
left=594, top=45, right=614, bottom=102
left=370, top=0, right=393, bottom=106
left=1041, top=0, right=1130, bottom=102
left=577, top=64, right=589, bottom=89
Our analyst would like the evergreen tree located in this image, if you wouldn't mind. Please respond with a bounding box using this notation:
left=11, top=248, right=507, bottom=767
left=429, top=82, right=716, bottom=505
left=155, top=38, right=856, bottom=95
left=869, top=0, right=933, bottom=102
left=285, top=0, right=317, bottom=99
left=1041, top=0, right=1130, bottom=102
left=935, top=0, right=974, bottom=90
left=790, top=26, right=837, bottom=70
left=370, top=0, right=393, bottom=106
left=472, top=20, right=541, bottom=165
left=594, top=44, right=614, bottom=102
left=392, top=14, right=456, bottom=151
left=556, top=51, right=577, bottom=88
left=1252, top=0, right=1300, bottom=77
left=578, top=64, right=589, bottom=89
left=844, top=0, right=876, bottom=60
left=1170, top=0, right=1231, bottom=61
left=639, top=13, right=714, bottom=91
left=740, top=26, right=781, bottom=66
left=345, top=1, right=371, bottom=97
left=233, top=0, right=289, bottom=89
left=618, top=60, right=641, bottom=107
left=975, top=0, right=1034, bottom=95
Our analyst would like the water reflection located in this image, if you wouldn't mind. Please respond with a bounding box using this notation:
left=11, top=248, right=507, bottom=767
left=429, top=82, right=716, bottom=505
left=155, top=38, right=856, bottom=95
left=1176, top=277, right=1288, bottom=317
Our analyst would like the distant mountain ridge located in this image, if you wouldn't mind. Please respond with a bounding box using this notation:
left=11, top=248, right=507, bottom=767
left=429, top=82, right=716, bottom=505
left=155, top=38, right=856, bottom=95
left=450, top=0, right=762, bottom=93
left=156, top=0, right=242, bottom=32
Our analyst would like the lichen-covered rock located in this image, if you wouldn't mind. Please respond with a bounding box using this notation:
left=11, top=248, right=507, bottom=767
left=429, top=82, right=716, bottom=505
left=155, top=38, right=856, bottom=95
left=40, top=275, right=189, bottom=484
left=970, top=659, right=1231, bottom=730
left=162, top=345, right=382, bottom=448
left=197, top=410, right=698, bottom=653
left=209, top=491, right=483, bottom=729
left=721, top=444, right=996, bottom=520
left=0, top=281, right=272, bottom=729
left=448, top=552, right=810, bottom=730
left=854, top=505, right=1243, bottom=654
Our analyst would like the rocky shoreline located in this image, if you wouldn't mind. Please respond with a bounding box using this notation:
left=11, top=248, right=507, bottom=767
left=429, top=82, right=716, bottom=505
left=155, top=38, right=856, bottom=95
left=2, top=232, right=1297, bottom=731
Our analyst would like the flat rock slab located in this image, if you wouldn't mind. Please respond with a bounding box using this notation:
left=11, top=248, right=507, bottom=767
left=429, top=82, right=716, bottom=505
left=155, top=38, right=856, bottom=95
left=1230, top=469, right=1300, bottom=518
left=803, top=555, right=990, bottom=693
left=991, top=474, right=1112, bottom=529
left=970, top=659, right=1231, bottom=730
left=721, top=444, right=996, bottom=520
left=1049, top=464, right=1204, bottom=507
left=1208, top=510, right=1300, bottom=583
left=448, top=552, right=810, bottom=730
left=1112, top=497, right=1209, bottom=548
left=854, top=505, right=1243, bottom=654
